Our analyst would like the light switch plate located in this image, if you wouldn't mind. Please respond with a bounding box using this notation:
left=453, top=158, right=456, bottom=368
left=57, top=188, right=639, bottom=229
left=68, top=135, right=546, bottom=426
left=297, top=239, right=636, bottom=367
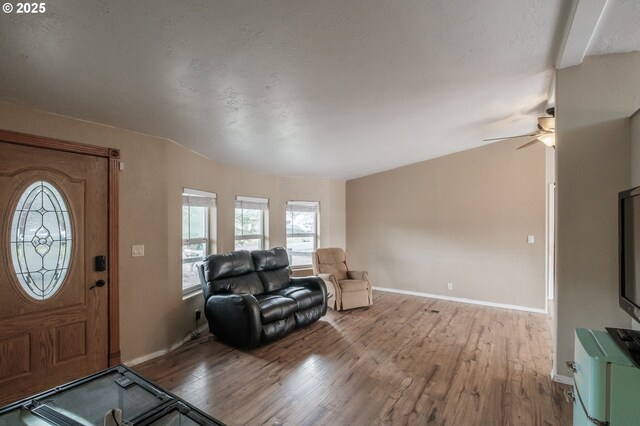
left=132, top=245, right=145, bottom=257
left=527, top=235, right=535, bottom=244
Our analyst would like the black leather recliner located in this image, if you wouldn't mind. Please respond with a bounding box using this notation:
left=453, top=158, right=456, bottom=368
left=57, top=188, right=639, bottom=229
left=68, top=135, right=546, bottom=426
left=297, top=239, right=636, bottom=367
left=198, top=247, right=327, bottom=348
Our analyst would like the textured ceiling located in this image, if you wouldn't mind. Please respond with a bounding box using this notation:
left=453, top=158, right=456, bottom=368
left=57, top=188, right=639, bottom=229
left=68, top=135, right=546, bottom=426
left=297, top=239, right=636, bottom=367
left=587, top=0, right=640, bottom=56
left=0, top=1, right=635, bottom=179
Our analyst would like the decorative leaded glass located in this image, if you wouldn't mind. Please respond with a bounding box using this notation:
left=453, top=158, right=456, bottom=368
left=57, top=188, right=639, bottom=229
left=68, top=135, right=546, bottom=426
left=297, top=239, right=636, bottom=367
left=10, top=180, right=73, bottom=300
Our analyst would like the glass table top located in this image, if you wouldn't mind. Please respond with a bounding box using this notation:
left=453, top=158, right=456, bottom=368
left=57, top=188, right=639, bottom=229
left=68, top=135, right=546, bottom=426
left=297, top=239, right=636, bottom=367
left=0, top=366, right=223, bottom=426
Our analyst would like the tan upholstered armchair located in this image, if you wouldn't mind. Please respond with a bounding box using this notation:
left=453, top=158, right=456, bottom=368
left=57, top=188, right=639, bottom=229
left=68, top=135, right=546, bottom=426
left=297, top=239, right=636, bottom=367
left=312, top=248, right=373, bottom=311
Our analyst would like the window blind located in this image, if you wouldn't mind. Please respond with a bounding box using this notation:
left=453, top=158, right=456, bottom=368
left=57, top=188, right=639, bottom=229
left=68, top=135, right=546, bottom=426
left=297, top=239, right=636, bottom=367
left=236, top=195, right=268, bottom=211
left=286, top=201, right=319, bottom=213
left=183, top=188, right=216, bottom=207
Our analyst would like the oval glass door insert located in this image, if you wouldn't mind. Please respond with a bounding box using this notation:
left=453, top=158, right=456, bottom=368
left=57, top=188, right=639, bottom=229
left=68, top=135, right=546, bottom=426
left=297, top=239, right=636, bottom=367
left=10, top=180, right=73, bottom=300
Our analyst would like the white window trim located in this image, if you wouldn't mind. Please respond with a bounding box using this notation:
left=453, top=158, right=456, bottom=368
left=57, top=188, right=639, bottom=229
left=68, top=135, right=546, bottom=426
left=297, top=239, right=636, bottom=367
left=235, top=196, right=268, bottom=250
left=286, top=201, right=319, bottom=268
left=182, top=188, right=216, bottom=295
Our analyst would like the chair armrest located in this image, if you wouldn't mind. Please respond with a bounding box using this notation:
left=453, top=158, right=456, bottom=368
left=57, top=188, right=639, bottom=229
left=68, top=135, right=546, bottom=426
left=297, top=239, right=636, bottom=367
left=290, top=276, right=326, bottom=291
left=347, top=270, right=369, bottom=282
left=197, top=262, right=212, bottom=301
left=290, top=276, right=328, bottom=316
left=204, top=294, right=261, bottom=348
left=316, top=273, right=341, bottom=310
left=317, top=273, right=335, bottom=282
left=347, top=270, right=373, bottom=306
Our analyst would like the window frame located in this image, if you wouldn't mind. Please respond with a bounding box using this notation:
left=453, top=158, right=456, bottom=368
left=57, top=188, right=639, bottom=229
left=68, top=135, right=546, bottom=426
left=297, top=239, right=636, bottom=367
left=235, top=196, right=268, bottom=251
left=285, top=200, right=319, bottom=268
left=182, top=188, right=216, bottom=295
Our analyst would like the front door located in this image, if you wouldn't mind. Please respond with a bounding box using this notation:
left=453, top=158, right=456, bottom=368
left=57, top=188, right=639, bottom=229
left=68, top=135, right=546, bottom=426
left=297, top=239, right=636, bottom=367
left=0, top=141, right=109, bottom=406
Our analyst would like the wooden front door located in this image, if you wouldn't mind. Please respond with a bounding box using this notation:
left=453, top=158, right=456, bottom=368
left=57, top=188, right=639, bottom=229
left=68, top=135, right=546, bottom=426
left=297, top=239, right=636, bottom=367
left=0, top=139, right=112, bottom=406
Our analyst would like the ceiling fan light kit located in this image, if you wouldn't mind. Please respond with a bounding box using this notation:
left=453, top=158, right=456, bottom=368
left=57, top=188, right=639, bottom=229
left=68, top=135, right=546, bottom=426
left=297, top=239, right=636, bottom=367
left=537, top=133, right=555, bottom=147
left=484, top=109, right=556, bottom=150
left=537, top=116, right=555, bottom=132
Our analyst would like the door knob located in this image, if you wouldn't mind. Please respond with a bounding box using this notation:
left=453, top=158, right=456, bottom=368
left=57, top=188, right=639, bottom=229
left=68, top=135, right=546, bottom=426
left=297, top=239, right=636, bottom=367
left=90, top=279, right=106, bottom=290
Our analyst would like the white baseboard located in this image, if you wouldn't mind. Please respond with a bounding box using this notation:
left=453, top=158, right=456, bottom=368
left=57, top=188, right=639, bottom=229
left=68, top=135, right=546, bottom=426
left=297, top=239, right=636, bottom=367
left=551, top=372, right=574, bottom=386
left=373, top=286, right=547, bottom=314
left=125, top=323, right=209, bottom=367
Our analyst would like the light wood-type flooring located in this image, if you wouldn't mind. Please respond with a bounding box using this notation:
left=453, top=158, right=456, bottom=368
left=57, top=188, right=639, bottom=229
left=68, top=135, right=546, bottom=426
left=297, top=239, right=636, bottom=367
left=136, top=291, right=572, bottom=425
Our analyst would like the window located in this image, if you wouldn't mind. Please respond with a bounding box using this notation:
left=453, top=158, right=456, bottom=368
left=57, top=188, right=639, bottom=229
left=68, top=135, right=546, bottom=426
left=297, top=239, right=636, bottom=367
left=182, top=188, right=216, bottom=294
left=11, top=180, right=73, bottom=300
left=235, top=196, right=268, bottom=250
left=286, top=201, right=319, bottom=267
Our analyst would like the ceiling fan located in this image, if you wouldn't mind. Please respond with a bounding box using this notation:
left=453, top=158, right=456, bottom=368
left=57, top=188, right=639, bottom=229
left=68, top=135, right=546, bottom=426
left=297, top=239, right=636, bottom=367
left=484, top=107, right=556, bottom=150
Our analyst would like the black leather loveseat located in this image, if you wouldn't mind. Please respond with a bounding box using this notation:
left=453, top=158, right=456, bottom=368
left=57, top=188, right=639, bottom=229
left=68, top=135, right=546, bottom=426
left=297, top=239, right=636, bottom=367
left=198, top=247, right=327, bottom=348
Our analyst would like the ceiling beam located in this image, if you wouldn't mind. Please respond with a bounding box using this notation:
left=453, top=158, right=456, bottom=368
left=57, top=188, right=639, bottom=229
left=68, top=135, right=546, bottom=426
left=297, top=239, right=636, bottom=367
left=556, top=0, right=609, bottom=69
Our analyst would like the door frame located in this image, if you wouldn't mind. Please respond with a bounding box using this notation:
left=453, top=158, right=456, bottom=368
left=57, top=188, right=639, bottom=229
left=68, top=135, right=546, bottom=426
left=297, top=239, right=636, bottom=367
left=546, top=182, right=555, bottom=301
left=0, top=129, right=121, bottom=366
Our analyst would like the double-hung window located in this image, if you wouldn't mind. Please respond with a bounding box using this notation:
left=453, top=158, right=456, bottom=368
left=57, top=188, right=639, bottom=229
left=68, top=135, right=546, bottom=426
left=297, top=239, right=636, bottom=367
left=235, top=196, right=268, bottom=250
left=182, top=188, right=216, bottom=294
left=286, top=201, right=319, bottom=267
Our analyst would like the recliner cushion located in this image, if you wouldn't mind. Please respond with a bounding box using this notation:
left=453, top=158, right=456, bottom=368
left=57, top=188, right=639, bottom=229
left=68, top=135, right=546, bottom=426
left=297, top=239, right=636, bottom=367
left=252, top=247, right=292, bottom=292
left=262, top=316, right=296, bottom=343
left=258, top=268, right=292, bottom=293
left=252, top=247, right=290, bottom=271
left=275, top=286, right=324, bottom=310
left=255, top=294, right=298, bottom=323
left=315, top=248, right=349, bottom=280
left=315, top=248, right=347, bottom=264
left=202, top=251, right=266, bottom=295
left=318, top=262, right=348, bottom=281
left=205, top=250, right=255, bottom=280
left=294, top=305, right=324, bottom=328
left=210, top=273, right=265, bottom=295
left=338, top=279, right=369, bottom=293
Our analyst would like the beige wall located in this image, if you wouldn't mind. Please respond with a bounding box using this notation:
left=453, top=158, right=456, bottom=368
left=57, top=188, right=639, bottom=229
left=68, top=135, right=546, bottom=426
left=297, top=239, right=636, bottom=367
left=0, top=101, right=346, bottom=362
left=346, top=137, right=547, bottom=310
left=554, top=53, right=640, bottom=376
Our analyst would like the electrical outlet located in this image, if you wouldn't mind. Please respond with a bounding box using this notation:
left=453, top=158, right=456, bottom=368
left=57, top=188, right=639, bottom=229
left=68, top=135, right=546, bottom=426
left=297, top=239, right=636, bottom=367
left=132, top=245, right=144, bottom=257
left=195, top=309, right=201, bottom=321
left=447, top=283, right=453, bottom=290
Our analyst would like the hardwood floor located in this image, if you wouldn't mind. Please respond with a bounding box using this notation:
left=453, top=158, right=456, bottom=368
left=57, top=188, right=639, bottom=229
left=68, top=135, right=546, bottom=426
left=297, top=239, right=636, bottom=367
left=135, top=291, right=572, bottom=425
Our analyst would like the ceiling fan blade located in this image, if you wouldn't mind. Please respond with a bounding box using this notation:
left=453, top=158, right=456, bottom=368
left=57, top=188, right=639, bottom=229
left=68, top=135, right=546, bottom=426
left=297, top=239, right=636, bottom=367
left=483, top=133, right=539, bottom=142
left=516, top=139, right=540, bottom=150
